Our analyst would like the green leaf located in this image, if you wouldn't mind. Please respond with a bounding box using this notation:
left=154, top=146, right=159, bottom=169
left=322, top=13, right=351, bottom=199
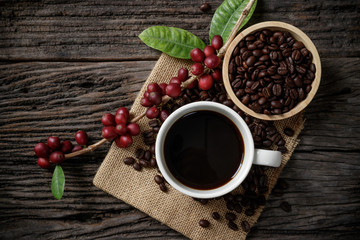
left=209, top=0, right=258, bottom=43
left=51, top=165, right=65, bottom=200
left=139, top=26, right=206, bottom=59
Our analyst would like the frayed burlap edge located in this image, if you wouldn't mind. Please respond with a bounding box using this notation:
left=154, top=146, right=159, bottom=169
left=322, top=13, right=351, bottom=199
left=93, top=53, right=305, bottom=240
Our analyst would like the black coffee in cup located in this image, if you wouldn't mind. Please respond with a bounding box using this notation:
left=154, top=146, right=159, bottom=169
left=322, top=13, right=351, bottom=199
left=164, top=110, right=244, bottom=190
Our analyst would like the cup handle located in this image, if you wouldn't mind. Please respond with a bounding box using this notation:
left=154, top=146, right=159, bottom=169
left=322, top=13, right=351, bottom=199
left=253, top=149, right=282, bottom=167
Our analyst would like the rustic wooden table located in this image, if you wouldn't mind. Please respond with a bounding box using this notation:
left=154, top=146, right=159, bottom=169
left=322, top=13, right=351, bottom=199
left=1, top=0, right=359, bottom=239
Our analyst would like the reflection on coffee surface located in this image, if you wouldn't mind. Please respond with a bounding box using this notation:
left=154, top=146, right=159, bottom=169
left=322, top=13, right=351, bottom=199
left=164, top=111, right=244, bottom=190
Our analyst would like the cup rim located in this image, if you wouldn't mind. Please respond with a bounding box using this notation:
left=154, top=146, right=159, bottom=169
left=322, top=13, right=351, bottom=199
left=155, top=102, right=254, bottom=199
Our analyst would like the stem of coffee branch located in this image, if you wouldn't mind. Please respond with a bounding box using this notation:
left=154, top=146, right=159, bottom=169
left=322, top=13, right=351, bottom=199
left=64, top=0, right=256, bottom=160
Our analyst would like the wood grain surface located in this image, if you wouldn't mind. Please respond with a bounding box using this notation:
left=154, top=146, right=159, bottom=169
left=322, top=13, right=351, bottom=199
left=0, top=0, right=359, bottom=239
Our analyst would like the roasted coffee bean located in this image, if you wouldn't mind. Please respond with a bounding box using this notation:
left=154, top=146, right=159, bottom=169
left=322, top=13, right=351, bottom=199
left=133, top=162, right=142, bottom=171
left=143, top=150, right=152, bottom=160
left=278, top=146, right=288, bottom=153
left=148, top=120, right=159, bottom=128
left=293, top=41, right=305, bottom=49
left=212, top=212, right=220, bottom=220
left=284, top=127, right=294, bottom=136
left=159, top=183, right=167, bottom=192
left=199, top=219, right=210, bottom=228
left=223, top=99, right=234, bottom=107
left=150, top=144, right=156, bottom=154
left=245, top=208, right=255, bottom=216
left=154, top=175, right=164, bottom=184
left=241, top=220, right=251, bottom=232
left=234, top=203, right=243, bottom=213
left=277, top=179, right=289, bottom=189
left=200, top=2, right=211, bottom=12
left=228, top=221, right=239, bottom=231
left=123, top=157, right=135, bottom=165
left=272, top=84, right=282, bottom=96
left=226, top=201, right=235, bottom=211
left=199, top=199, right=209, bottom=205
left=139, top=159, right=149, bottom=168
left=280, top=201, right=292, bottom=212
left=246, top=56, right=256, bottom=67
left=135, top=148, right=145, bottom=159
left=225, top=212, right=237, bottom=221
left=150, top=158, right=157, bottom=167
left=271, top=100, right=282, bottom=109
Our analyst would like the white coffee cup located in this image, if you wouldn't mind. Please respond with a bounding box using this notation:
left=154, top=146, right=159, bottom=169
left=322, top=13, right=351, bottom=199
left=155, top=102, right=282, bottom=199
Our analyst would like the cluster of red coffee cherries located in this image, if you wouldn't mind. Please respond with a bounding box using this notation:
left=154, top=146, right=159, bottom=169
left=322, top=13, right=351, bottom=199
left=140, top=68, right=188, bottom=120
left=190, top=35, right=223, bottom=90
left=101, top=107, right=140, bottom=148
left=141, top=35, right=224, bottom=120
left=34, top=130, right=88, bottom=169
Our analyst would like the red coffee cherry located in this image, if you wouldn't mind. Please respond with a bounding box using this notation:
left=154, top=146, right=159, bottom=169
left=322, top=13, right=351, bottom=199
left=198, top=74, right=214, bottom=90
left=160, top=110, right=170, bottom=122
left=75, top=130, right=88, bottom=146
left=177, top=68, right=188, bottom=82
left=102, top=126, right=117, bottom=140
left=101, top=113, right=116, bottom=126
left=49, top=151, right=65, bottom=164
left=60, top=140, right=73, bottom=153
left=159, top=83, right=167, bottom=95
left=140, top=97, right=153, bottom=107
left=148, top=91, right=162, bottom=105
left=72, top=145, right=82, bottom=152
left=147, top=83, right=162, bottom=93
left=126, top=123, right=140, bottom=136
left=190, top=48, right=205, bottom=62
left=115, top=123, right=127, bottom=136
left=204, top=45, right=215, bottom=57
left=204, top=55, right=221, bottom=69
left=191, top=63, right=204, bottom=76
left=47, top=136, right=61, bottom=150
left=146, top=106, right=160, bottom=119
left=115, top=135, right=133, bottom=148
left=34, top=142, right=50, bottom=158
left=211, top=35, right=223, bottom=50
left=166, top=83, right=181, bottom=98
left=169, top=77, right=181, bottom=85
left=115, top=107, right=129, bottom=120
left=211, top=68, right=222, bottom=82
left=115, top=113, right=128, bottom=125
left=37, top=157, right=51, bottom=169
left=186, top=79, right=198, bottom=89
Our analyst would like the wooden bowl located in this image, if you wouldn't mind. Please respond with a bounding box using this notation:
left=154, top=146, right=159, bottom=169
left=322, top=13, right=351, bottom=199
left=222, top=21, right=321, bottom=121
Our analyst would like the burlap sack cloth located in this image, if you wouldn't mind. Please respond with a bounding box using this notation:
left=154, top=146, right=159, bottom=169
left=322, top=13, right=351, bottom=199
left=93, top=53, right=304, bottom=240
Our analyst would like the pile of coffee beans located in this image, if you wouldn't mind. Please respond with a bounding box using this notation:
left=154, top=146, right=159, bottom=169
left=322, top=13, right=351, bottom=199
left=228, top=29, right=316, bottom=115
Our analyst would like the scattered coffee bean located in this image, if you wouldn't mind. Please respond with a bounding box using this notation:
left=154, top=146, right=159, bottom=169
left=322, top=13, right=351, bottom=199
left=228, top=221, right=239, bottom=231
left=144, top=150, right=152, bottom=161
left=123, top=157, right=135, bottom=165
left=199, top=219, right=210, bottom=228
left=225, top=212, right=237, bottom=221
left=284, top=127, right=295, bottom=136
left=200, top=3, right=211, bottom=12
left=150, top=143, right=156, bottom=154
left=154, top=175, right=164, bottom=184
left=234, top=203, right=243, bottom=213
left=135, top=148, right=144, bottom=159
left=139, top=159, right=149, bottom=168
left=276, top=178, right=289, bottom=190
left=241, top=220, right=251, bottom=232
left=280, top=201, right=292, bottom=212
left=212, top=212, right=220, bottom=220
left=159, top=183, right=167, bottom=192
left=199, top=199, right=209, bottom=205
left=133, top=162, right=142, bottom=171
left=150, top=158, right=157, bottom=168
left=245, top=208, right=255, bottom=216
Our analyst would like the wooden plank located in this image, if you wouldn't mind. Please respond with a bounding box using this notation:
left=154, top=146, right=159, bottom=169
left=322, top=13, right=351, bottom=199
left=0, top=58, right=359, bottom=239
left=0, top=0, right=359, bottom=60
